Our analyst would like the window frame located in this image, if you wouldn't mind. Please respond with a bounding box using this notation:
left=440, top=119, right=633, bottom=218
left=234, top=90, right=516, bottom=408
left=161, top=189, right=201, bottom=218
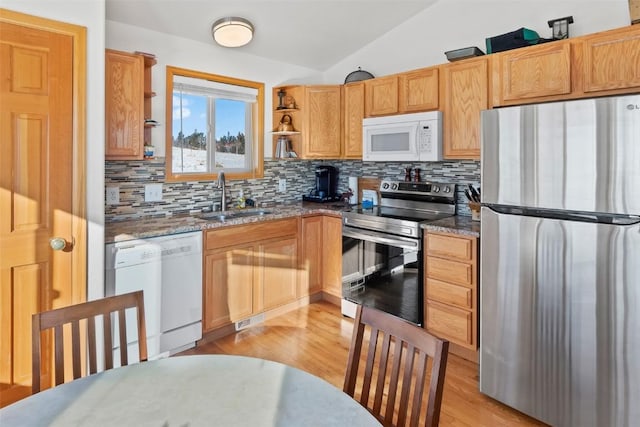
left=165, top=66, right=264, bottom=182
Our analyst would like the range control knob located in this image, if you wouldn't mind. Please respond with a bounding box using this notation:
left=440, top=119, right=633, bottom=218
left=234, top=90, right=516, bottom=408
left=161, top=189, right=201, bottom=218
left=382, top=182, right=390, bottom=190
left=391, top=183, right=398, bottom=190
left=443, top=186, right=451, bottom=193
left=433, top=186, right=440, bottom=193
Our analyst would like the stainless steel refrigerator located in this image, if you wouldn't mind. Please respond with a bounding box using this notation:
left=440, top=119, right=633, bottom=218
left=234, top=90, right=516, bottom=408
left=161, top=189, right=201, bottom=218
left=480, top=94, right=640, bottom=427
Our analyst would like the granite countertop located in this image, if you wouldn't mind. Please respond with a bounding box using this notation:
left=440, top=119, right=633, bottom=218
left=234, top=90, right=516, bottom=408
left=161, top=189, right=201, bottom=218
left=422, top=215, right=481, bottom=237
left=105, top=202, right=349, bottom=243
left=106, top=203, right=480, bottom=243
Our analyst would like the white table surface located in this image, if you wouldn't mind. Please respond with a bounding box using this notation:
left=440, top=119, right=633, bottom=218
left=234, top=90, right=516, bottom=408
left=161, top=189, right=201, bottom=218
left=0, top=355, right=381, bottom=426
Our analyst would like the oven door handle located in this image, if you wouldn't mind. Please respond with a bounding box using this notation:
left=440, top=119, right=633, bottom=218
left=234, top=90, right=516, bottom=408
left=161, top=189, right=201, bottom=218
left=342, top=227, right=420, bottom=250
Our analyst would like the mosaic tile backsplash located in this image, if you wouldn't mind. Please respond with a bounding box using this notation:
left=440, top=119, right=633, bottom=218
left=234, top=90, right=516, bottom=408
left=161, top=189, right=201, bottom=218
left=105, top=159, right=480, bottom=221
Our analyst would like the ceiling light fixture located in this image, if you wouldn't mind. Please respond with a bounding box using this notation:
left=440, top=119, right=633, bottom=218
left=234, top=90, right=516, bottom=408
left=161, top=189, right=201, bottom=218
left=211, top=17, right=254, bottom=48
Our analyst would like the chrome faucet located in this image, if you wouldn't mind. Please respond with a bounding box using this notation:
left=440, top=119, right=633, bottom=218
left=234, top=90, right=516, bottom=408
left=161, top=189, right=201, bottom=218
left=217, top=171, right=226, bottom=211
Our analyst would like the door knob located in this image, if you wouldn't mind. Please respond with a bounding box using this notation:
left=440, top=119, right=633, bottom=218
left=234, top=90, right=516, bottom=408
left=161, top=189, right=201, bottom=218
left=49, top=237, right=68, bottom=251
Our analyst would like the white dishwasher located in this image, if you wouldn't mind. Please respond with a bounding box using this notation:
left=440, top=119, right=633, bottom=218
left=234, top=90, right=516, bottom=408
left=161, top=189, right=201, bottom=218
left=105, top=231, right=202, bottom=361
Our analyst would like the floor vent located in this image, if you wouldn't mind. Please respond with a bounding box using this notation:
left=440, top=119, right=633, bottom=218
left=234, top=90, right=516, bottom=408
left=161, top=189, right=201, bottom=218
left=235, top=313, right=265, bottom=331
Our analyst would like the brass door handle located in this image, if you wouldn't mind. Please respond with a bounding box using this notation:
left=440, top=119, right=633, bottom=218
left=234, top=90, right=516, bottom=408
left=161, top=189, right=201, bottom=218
left=49, top=237, right=68, bottom=251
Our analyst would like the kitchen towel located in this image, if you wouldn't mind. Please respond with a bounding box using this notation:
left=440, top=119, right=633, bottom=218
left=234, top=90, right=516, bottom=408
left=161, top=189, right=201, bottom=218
left=348, top=176, right=358, bottom=205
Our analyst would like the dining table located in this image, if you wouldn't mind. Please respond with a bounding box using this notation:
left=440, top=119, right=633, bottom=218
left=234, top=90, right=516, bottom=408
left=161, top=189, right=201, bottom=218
left=0, top=354, right=381, bottom=426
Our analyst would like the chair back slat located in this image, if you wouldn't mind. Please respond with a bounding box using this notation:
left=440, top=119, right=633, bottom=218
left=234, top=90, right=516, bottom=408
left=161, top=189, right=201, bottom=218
left=425, top=340, right=448, bottom=427
left=71, top=319, right=82, bottom=379
left=87, top=316, right=97, bottom=375
left=104, top=311, right=114, bottom=370
left=54, top=324, right=65, bottom=386
left=31, top=291, right=147, bottom=394
left=382, top=334, right=400, bottom=423
left=136, top=291, right=148, bottom=359
left=343, top=305, right=449, bottom=427
left=117, top=308, right=128, bottom=366
left=410, top=351, right=429, bottom=427
left=373, top=332, right=392, bottom=415
left=361, top=326, right=379, bottom=404
left=396, top=342, right=416, bottom=427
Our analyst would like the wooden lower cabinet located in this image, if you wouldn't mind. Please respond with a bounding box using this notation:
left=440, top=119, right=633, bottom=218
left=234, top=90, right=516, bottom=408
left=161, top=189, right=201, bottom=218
left=300, top=215, right=343, bottom=300
left=261, top=237, right=298, bottom=311
left=204, top=246, right=254, bottom=330
left=424, top=231, right=479, bottom=361
left=300, top=216, right=323, bottom=296
left=203, top=218, right=299, bottom=332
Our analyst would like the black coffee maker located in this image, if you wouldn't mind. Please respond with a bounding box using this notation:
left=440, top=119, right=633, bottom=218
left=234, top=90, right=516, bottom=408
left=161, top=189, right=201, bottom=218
left=303, top=165, right=340, bottom=202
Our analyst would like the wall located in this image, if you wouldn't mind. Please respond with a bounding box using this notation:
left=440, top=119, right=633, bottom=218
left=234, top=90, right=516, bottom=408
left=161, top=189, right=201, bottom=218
left=323, top=0, right=631, bottom=82
left=106, top=20, right=322, bottom=158
left=2, top=0, right=106, bottom=300
left=105, top=159, right=480, bottom=221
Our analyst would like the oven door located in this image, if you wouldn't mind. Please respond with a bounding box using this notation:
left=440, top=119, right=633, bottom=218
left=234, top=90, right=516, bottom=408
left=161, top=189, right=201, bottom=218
left=341, top=226, right=423, bottom=325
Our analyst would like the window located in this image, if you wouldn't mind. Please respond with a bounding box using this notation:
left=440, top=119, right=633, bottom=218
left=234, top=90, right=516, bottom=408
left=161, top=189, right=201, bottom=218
left=166, top=66, right=264, bottom=182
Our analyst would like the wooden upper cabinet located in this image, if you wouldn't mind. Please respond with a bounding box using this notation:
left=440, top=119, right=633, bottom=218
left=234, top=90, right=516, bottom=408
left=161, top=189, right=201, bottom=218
left=105, top=49, right=144, bottom=160
left=440, top=57, right=488, bottom=160
left=492, top=41, right=572, bottom=106
left=342, top=82, right=364, bottom=159
left=303, top=85, right=342, bottom=158
left=398, top=67, right=439, bottom=112
left=365, top=75, right=398, bottom=116
left=581, top=26, right=640, bottom=93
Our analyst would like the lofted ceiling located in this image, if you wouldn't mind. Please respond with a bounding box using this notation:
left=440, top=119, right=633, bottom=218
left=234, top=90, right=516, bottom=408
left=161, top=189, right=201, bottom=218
left=105, top=0, right=436, bottom=71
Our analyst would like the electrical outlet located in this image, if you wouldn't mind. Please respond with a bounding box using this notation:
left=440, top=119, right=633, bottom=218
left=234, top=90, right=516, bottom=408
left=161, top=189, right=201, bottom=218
left=278, top=178, right=286, bottom=193
left=106, top=186, right=119, bottom=205
left=144, top=183, right=163, bottom=202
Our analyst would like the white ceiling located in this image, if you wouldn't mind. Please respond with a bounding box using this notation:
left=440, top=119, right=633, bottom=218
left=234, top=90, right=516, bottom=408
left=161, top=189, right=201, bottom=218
left=105, top=0, right=436, bottom=71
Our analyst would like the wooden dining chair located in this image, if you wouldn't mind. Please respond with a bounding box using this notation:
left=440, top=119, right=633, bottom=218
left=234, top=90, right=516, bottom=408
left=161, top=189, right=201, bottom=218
left=31, top=290, right=147, bottom=393
left=343, top=305, right=449, bottom=427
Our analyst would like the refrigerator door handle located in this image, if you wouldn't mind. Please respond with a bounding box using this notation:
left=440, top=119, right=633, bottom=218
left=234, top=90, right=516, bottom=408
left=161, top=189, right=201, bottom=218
left=483, top=204, right=640, bottom=225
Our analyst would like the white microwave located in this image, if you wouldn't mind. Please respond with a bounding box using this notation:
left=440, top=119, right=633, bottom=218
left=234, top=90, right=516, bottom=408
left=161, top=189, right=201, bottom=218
left=362, top=111, right=442, bottom=162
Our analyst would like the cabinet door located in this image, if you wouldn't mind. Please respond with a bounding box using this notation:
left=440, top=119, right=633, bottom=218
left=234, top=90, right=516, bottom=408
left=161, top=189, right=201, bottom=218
left=493, top=42, right=571, bottom=106
left=398, top=67, right=439, bottom=113
left=440, top=58, right=488, bottom=160
left=582, top=27, right=640, bottom=93
left=105, top=49, right=144, bottom=160
left=342, top=82, right=364, bottom=159
left=322, top=216, right=342, bottom=298
left=365, top=75, right=398, bottom=117
left=304, top=86, right=342, bottom=158
left=300, top=216, right=323, bottom=297
left=261, top=236, right=298, bottom=311
left=203, top=246, right=254, bottom=331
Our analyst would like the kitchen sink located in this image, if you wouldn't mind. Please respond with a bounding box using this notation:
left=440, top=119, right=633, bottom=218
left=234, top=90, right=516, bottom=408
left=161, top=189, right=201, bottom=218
left=198, top=209, right=272, bottom=221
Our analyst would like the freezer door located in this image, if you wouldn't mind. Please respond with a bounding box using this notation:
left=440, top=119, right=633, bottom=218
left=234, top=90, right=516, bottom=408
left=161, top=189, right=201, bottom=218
left=480, top=207, right=640, bottom=427
left=481, top=94, right=640, bottom=216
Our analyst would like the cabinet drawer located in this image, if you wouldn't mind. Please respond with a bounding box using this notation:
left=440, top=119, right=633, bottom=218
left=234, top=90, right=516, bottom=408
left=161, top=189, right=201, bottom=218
left=426, top=278, right=472, bottom=309
left=426, top=301, right=472, bottom=347
left=205, top=218, right=298, bottom=250
left=426, top=233, right=473, bottom=261
left=426, top=256, right=473, bottom=287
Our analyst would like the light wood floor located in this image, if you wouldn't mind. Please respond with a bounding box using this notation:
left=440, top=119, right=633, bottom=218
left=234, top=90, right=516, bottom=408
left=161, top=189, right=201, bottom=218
left=181, top=301, right=547, bottom=427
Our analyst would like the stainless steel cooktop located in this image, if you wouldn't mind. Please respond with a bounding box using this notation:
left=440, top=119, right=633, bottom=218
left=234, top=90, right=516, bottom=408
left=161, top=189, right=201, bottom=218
left=342, top=180, right=456, bottom=238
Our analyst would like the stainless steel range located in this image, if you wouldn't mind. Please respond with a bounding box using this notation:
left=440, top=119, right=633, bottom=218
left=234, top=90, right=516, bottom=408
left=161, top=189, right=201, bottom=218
left=341, top=180, right=456, bottom=325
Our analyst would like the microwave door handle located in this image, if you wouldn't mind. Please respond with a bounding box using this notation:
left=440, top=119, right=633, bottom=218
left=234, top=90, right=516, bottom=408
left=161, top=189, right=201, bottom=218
left=415, top=124, right=421, bottom=159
